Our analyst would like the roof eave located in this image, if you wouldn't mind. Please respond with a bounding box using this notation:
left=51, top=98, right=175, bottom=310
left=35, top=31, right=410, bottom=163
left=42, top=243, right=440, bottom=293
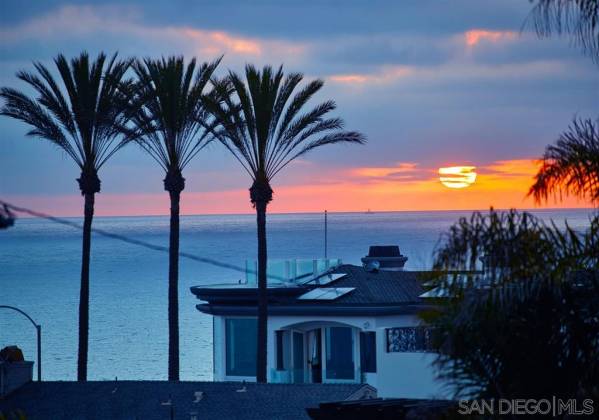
left=196, top=303, right=435, bottom=317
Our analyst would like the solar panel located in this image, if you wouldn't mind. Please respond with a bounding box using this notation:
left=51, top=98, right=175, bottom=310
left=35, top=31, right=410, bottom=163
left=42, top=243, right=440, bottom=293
left=315, top=273, right=347, bottom=285
left=300, top=272, right=347, bottom=286
left=418, top=288, right=448, bottom=298
left=298, top=289, right=329, bottom=300
left=298, top=287, right=355, bottom=301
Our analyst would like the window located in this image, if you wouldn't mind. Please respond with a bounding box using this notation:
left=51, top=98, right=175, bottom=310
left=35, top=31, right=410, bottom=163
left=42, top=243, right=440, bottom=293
left=225, top=318, right=257, bottom=377
left=276, top=330, right=285, bottom=371
left=386, top=327, right=434, bottom=353
left=360, top=332, right=377, bottom=373
left=325, top=327, right=354, bottom=380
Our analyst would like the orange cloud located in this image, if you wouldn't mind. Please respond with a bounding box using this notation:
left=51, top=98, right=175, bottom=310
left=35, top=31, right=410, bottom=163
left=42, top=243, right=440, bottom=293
left=0, top=5, right=305, bottom=60
left=329, top=74, right=369, bottom=84
left=483, top=159, right=539, bottom=177
left=328, top=66, right=413, bottom=85
left=177, top=29, right=262, bottom=55
left=351, top=162, right=420, bottom=179
left=464, top=29, right=517, bottom=47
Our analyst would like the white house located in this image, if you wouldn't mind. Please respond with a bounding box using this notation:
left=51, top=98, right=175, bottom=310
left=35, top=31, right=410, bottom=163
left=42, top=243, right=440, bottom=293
left=190, top=246, right=447, bottom=399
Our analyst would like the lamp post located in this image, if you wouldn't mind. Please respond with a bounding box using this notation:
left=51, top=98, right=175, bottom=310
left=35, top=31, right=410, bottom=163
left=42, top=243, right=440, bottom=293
left=0, top=305, right=41, bottom=381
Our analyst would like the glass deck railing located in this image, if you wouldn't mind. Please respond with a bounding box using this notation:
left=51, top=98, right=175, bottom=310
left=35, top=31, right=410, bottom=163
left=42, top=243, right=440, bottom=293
left=244, top=258, right=342, bottom=285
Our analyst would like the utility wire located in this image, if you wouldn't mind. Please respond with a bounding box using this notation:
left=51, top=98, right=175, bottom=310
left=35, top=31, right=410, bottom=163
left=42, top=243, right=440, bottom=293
left=0, top=199, right=258, bottom=278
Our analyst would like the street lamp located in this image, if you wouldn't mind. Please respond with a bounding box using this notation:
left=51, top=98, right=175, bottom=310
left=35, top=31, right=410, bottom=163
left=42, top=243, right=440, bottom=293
left=0, top=305, right=41, bottom=381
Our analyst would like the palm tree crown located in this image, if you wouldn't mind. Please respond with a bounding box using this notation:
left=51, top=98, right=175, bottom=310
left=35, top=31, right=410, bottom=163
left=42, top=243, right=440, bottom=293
left=130, top=56, right=221, bottom=192
left=529, top=117, right=599, bottom=205
left=0, top=52, right=133, bottom=193
left=206, top=64, right=366, bottom=202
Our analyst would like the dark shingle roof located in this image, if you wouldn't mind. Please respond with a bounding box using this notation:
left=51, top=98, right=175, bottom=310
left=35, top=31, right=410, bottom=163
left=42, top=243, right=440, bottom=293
left=310, top=264, right=426, bottom=305
left=193, top=265, right=435, bottom=316
left=0, top=381, right=365, bottom=420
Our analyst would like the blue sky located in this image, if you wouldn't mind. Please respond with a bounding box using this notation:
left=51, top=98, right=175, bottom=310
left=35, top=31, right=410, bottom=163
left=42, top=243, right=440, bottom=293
left=0, top=1, right=597, bottom=214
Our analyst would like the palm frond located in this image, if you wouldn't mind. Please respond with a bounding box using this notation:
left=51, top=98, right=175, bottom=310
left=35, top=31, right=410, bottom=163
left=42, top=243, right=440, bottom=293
left=205, top=65, right=365, bottom=183
left=271, top=131, right=366, bottom=178
left=529, top=117, right=599, bottom=205
left=0, top=86, right=80, bottom=164
left=526, top=0, right=599, bottom=62
left=0, top=51, right=134, bottom=177
left=129, top=55, right=221, bottom=175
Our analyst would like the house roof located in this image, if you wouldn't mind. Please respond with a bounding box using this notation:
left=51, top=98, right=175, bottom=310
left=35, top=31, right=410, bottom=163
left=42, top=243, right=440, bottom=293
left=192, top=264, right=435, bottom=316
left=310, top=265, right=425, bottom=305
left=0, top=381, right=369, bottom=420
left=307, top=397, right=455, bottom=419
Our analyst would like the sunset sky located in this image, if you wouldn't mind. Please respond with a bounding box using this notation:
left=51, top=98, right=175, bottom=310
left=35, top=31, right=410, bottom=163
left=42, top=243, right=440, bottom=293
left=0, top=1, right=597, bottom=216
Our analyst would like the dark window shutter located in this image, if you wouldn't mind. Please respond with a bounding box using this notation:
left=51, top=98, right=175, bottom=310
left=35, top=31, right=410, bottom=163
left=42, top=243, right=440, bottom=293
left=360, top=332, right=377, bottom=373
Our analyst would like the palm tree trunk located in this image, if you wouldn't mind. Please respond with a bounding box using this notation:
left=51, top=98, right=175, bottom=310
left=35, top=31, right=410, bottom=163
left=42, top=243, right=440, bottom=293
left=255, top=200, right=268, bottom=383
left=77, top=191, right=94, bottom=381
left=168, top=189, right=181, bottom=381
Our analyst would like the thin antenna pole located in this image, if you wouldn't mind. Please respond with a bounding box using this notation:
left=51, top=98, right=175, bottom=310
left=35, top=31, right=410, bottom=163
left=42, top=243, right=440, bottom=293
left=324, top=210, right=328, bottom=259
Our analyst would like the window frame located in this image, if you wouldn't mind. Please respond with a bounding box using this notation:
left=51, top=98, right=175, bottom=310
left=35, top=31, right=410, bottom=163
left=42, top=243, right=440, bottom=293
left=324, top=326, right=356, bottom=381
left=225, top=317, right=258, bottom=378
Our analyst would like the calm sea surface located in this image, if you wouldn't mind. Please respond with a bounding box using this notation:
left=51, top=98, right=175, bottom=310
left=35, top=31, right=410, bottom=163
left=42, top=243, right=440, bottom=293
left=0, top=209, right=594, bottom=380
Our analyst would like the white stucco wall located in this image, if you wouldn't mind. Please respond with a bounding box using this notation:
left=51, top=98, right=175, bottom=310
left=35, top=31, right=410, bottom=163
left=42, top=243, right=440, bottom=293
left=211, top=313, right=449, bottom=398
left=374, top=315, right=448, bottom=399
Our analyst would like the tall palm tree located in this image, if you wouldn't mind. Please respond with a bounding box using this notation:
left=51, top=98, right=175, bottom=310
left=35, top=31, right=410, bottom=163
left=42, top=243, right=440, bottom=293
left=529, top=117, right=599, bottom=205
left=128, top=56, right=221, bottom=381
left=0, top=52, right=134, bottom=381
left=205, top=65, right=366, bottom=382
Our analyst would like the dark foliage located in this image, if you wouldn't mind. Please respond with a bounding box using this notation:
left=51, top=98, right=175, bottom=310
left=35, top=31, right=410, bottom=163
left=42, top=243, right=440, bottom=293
left=529, top=118, right=599, bottom=206
left=527, top=0, right=599, bottom=62
left=426, top=209, right=599, bottom=404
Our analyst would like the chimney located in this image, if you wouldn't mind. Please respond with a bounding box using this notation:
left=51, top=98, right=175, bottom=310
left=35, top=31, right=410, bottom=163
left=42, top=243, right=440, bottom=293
left=361, top=245, right=408, bottom=271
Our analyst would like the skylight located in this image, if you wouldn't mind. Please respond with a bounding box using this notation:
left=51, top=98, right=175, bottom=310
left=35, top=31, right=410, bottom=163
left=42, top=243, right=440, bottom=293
left=302, top=273, right=347, bottom=286
left=298, top=287, right=355, bottom=301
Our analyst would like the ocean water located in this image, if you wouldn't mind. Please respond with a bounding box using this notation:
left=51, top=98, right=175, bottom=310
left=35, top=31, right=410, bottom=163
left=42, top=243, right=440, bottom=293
left=0, top=209, right=594, bottom=381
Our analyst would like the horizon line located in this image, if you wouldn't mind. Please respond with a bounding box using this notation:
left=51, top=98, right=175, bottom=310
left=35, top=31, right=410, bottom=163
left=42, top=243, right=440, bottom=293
left=11, top=206, right=597, bottom=220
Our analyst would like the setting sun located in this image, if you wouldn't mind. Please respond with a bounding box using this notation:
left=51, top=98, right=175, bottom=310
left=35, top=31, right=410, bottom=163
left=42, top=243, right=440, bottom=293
left=439, top=166, right=477, bottom=189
